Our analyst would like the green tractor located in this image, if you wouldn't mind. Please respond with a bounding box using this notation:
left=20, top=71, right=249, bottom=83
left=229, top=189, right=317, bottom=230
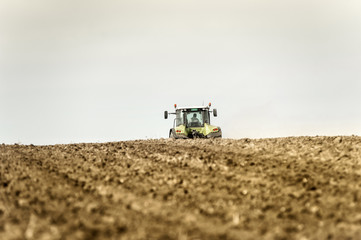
left=164, top=103, right=222, bottom=139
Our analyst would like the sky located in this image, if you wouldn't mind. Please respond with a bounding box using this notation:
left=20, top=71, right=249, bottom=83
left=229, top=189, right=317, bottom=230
left=1, top=0, right=361, bottom=145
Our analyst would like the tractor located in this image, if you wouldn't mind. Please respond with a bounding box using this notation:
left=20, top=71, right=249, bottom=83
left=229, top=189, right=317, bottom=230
left=164, top=103, right=222, bottom=139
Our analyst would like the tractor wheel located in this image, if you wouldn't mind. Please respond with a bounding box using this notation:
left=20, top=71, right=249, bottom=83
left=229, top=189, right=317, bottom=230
left=169, top=129, right=177, bottom=139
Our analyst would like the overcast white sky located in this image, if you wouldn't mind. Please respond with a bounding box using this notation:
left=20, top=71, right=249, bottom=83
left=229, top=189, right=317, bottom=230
left=1, top=0, right=361, bottom=145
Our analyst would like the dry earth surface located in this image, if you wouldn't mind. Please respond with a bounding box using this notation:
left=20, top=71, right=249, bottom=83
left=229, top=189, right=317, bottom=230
left=1, top=136, right=361, bottom=240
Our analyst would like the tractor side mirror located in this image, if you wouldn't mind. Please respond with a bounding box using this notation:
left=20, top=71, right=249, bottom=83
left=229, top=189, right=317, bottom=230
left=213, top=109, right=218, bottom=117
left=164, top=111, right=168, bottom=119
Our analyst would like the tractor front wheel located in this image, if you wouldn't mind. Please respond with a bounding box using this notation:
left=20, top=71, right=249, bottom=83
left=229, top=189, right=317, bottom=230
left=169, top=129, right=177, bottom=139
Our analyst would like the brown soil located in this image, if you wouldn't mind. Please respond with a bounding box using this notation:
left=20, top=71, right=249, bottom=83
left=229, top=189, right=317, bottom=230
left=1, top=136, right=361, bottom=240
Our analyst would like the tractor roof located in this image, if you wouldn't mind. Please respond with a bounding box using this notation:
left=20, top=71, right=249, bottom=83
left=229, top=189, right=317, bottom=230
left=176, top=106, right=210, bottom=110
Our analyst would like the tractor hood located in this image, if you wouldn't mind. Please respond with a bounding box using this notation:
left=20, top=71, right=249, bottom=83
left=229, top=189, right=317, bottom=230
left=175, top=123, right=221, bottom=138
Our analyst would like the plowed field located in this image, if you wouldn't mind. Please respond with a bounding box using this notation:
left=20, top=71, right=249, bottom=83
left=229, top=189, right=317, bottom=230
left=1, top=137, right=361, bottom=240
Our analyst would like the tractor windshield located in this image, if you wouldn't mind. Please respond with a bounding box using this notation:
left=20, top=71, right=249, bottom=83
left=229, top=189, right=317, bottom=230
left=184, top=109, right=210, bottom=127
left=175, top=108, right=210, bottom=127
